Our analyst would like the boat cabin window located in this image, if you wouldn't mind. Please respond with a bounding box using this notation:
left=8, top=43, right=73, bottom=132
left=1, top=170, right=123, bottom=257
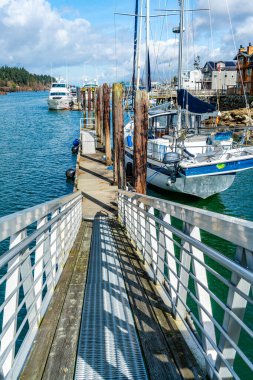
left=52, top=84, right=66, bottom=88
left=50, top=92, right=67, bottom=96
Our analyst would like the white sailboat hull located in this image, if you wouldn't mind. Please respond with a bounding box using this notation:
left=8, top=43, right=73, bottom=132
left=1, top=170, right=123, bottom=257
left=125, top=152, right=236, bottom=198
left=146, top=166, right=235, bottom=198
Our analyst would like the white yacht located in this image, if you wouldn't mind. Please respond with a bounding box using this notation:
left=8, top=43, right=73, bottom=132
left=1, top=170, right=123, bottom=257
left=47, top=81, right=73, bottom=110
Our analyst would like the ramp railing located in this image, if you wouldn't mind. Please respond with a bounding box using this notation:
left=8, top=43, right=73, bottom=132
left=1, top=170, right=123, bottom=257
left=0, top=191, right=82, bottom=379
left=118, top=190, right=253, bottom=380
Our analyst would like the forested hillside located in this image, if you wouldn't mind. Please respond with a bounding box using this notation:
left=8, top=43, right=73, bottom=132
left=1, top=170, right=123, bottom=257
left=0, top=66, right=55, bottom=90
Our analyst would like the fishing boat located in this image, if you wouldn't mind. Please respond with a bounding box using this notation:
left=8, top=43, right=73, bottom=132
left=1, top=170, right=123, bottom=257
left=124, top=0, right=253, bottom=198
left=47, top=80, right=73, bottom=110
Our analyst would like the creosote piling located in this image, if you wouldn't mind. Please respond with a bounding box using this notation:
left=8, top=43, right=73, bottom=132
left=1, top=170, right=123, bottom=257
left=82, top=83, right=148, bottom=193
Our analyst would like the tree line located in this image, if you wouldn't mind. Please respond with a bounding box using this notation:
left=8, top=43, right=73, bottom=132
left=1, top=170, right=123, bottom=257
left=0, top=66, right=55, bottom=87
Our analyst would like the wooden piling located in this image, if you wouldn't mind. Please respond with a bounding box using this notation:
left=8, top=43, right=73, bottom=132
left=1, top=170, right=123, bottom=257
left=103, top=83, right=112, bottom=165
left=96, top=87, right=101, bottom=141
left=112, top=84, right=117, bottom=183
left=99, top=87, right=104, bottom=144
left=91, top=88, right=95, bottom=111
left=133, top=90, right=148, bottom=194
left=88, top=88, right=92, bottom=112
left=83, top=90, right=86, bottom=111
left=112, top=83, right=125, bottom=189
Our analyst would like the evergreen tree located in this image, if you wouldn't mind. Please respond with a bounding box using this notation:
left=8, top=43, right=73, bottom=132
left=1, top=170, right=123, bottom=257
left=0, top=66, right=55, bottom=86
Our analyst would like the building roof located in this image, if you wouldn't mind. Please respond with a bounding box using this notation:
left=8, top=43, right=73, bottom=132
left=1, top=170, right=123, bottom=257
left=202, top=61, right=236, bottom=72
left=233, top=52, right=253, bottom=60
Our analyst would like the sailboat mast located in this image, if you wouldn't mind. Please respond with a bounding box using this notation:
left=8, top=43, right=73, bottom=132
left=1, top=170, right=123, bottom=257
left=132, top=0, right=139, bottom=96
left=136, top=0, right=143, bottom=90
left=145, top=0, right=150, bottom=92
left=178, top=0, right=184, bottom=90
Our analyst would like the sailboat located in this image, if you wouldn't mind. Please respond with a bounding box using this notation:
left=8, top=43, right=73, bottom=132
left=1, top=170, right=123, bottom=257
left=124, top=0, right=253, bottom=198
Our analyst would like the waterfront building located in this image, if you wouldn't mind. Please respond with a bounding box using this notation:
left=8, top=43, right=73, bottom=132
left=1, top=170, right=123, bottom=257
left=182, top=69, right=203, bottom=90
left=202, top=61, right=237, bottom=91
left=234, top=43, right=253, bottom=95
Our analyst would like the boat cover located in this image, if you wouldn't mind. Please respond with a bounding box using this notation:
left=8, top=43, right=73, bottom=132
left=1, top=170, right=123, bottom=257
left=178, top=89, right=216, bottom=114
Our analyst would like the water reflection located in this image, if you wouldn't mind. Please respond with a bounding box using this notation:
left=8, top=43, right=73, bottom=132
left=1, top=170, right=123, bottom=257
left=148, top=184, right=227, bottom=215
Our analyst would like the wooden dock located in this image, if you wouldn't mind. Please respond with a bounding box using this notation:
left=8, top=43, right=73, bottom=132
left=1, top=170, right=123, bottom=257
left=20, top=139, right=205, bottom=380
left=76, top=149, right=118, bottom=219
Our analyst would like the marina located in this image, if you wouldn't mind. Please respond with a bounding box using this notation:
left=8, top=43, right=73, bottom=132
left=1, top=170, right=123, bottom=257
left=0, top=0, right=253, bottom=379
left=0, top=86, right=252, bottom=379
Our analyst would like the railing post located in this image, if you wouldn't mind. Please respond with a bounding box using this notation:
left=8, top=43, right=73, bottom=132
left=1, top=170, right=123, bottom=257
left=215, top=246, right=253, bottom=379
left=43, top=228, right=54, bottom=300
left=0, top=230, right=26, bottom=376
left=175, top=223, right=217, bottom=374
left=144, top=207, right=157, bottom=280
left=175, top=222, right=192, bottom=320
left=158, top=212, right=178, bottom=313
left=136, top=201, right=145, bottom=254
left=190, top=226, right=217, bottom=368
left=132, top=199, right=138, bottom=244
left=59, top=204, right=67, bottom=267
left=50, top=210, right=59, bottom=286
left=125, top=196, right=132, bottom=238
left=34, top=217, right=47, bottom=319
left=20, top=249, right=37, bottom=327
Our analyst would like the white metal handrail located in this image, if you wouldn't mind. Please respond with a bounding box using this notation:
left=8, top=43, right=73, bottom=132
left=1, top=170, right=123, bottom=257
left=118, top=190, right=253, bottom=380
left=0, top=191, right=82, bottom=379
left=79, top=117, right=96, bottom=130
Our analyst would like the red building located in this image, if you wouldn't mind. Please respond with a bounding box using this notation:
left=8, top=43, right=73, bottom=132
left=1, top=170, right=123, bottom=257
left=234, top=43, right=253, bottom=95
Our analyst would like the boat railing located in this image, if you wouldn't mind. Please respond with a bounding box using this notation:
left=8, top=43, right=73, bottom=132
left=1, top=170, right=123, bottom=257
left=0, top=191, right=82, bottom=379
left=118, top=190, right=253, bottom=380
left=147, top=141, right=235, bottom=163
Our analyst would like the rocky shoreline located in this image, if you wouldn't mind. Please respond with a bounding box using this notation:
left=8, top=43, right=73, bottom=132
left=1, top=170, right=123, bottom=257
left=203, top=108, right=253, bottom=128
left=0, top=85, right=49, bottom=94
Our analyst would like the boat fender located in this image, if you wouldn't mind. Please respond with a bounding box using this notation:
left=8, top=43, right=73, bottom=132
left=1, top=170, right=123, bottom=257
left=183, top=148, right=195, bottom=158
left=127, top=135, right=133, bottom=147
left=126, top=162, right=133, bottom=177
left=73, top=138, right=80, bottom=147
left=71, top=145, right=79, bottom=154
left=66, top=168, right=75, bottom=179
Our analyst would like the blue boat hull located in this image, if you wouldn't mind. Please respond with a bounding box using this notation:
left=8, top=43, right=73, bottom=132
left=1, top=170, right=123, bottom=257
left=181, top=157, right=253, bottom=177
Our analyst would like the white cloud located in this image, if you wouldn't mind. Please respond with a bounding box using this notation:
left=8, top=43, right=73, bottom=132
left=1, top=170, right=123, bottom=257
left=195, top=0, right=253, bottom=56
left=0, top=0, right=252, bottom=84
left=0, top=0, right=133, bottom=83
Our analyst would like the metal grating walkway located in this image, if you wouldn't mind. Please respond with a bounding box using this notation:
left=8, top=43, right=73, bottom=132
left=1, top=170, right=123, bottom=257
left=75, top=216, right=148, bottom=380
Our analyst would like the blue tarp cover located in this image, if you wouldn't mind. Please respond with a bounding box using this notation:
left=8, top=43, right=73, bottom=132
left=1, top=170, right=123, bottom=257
left=178, top=89, right=216, bottom=114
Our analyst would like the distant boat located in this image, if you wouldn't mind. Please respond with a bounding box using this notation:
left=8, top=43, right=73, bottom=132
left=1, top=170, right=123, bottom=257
left=81, top=79, right=98, bottom=91
left=47, top=81, right=73, bottom=110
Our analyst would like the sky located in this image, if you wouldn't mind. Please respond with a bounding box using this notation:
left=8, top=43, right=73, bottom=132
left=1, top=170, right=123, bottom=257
left=0, top=0, right=253, bottom=85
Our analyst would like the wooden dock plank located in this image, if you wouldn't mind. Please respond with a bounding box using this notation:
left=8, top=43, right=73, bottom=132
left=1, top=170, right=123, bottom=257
left=41, top=221, right=92, bottom=380
left=77, top=151, right=118, bottom=219
left=20, top=221, right=92, bottom=380
left=110, top=220, right=206, bottom=380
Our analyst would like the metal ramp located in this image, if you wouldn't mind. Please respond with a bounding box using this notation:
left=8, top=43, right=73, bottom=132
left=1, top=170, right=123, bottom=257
left=75, top=216, right=148, bottom=380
